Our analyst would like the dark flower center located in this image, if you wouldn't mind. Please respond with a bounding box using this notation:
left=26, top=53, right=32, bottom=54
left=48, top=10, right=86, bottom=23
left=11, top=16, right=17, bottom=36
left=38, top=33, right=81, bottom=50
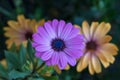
left=25, top=31, right=33, bottom=40
left=51, top=39, right=66, bottom=51
left=86, top=40, right=97, bottom=51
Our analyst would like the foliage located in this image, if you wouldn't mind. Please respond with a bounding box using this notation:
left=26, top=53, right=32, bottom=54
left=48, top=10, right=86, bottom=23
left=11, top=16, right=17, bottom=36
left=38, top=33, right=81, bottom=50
left=0, top=40, right=56, bottom=80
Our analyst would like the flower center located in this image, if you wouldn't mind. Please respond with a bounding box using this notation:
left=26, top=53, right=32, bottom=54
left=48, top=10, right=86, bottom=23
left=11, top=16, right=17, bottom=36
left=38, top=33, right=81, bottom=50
left=86, top=40, right=97, bottom=51
left=51, top=39, right=66, bottom=51
left=25, top=31, right=33, bottom=40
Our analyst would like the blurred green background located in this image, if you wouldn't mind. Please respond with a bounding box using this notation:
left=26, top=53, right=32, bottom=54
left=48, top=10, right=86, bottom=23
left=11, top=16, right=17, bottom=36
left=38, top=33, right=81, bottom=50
left=0, top=0, right=120, bottom=80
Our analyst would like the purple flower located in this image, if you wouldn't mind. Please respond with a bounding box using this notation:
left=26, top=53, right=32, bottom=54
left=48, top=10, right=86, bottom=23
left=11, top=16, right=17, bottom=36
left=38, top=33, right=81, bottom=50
left=32, top=19, right=85, bottom=69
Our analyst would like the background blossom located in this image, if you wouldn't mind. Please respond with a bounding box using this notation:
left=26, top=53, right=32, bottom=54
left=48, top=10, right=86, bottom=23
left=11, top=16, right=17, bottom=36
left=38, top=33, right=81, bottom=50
left=4, top=15, right=45, bottom=48
left=77, top=21, right=118, bottom=75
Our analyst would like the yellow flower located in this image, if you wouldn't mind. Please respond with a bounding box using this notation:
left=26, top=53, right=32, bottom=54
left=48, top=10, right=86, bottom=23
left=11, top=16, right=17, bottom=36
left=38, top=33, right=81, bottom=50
left=4, top=15, right=45, bottom=48
left=76, top=21, right=118, bottom=75
left=54, top=64, right=70, bottom=74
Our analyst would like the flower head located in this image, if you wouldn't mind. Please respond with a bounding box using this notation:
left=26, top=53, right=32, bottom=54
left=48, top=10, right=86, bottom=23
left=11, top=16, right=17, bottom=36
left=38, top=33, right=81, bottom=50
left=32, top=19, right=85, bottom=69
left=76, top=21, right=118, bottom=75
left=4, top=15, right=45, bottom=48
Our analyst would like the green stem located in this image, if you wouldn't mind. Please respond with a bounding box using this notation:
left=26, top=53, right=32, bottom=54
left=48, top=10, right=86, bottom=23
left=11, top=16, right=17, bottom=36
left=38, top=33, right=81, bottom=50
left=36, top=62, right=45, bottom=71
left=32, top=59, right=38, bottom=73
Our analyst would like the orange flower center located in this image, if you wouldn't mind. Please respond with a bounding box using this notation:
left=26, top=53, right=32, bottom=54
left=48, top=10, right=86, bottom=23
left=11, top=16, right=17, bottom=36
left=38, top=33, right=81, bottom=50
left=86, top=40, right=97, bottom=51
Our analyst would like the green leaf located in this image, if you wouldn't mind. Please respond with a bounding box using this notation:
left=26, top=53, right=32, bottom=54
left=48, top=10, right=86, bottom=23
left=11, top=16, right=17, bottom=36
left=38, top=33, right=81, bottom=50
left=0, top=63, right=8, bottom=78
left=28, top=77, right=44, bottom=80
left=5, top=51, right=20, bottom=69
left=27, top=40, right=35, bottom=64
left=44, top=76, right=58, bottom=80
left=19, top=44, right=27, bottom=67
left=9, top=43, right=16, bottom=52
left=0, top=7, right=13, bottom=18
left=8, top=69, right=30, bottom=79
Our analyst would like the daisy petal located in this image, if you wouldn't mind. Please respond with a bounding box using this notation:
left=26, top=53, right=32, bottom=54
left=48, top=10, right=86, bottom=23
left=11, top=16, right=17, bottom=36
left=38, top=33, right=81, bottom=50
left=64, top=48, right=83, bottom=58
left=58, top=52, right=67, bottom=69
left=51, top=52, right=59, bottom=65
left=32, top=33, right=49, bottom=45
left=35, top=45, right=51, bottom=52
left=96, top=51, right=110, bottom=68
left=88, top=60, right=95, bottom=75
left=94, top=23, right=111, bottom=40
left=101, top=43, right=118, bottom=55
left=67, top=28, right=80, bottom=40
left=8, top=21, right=23, bottom=33
left=98, top=35, right=112, bottom=44
left=65, top=35, right=85, bottom=49
left=46, top=59, right=52, bottom=66
left=58, top=20, right=65, bottom=37
left=35, top=52, right=42, bottom=58
left=37, top=27, right=51, bottom=40
left=17, top=15, right=26, bottom=28
left=44, top=22, right=56, bottom=38
left=41, top=50, right=53, bottom=61
left=52, top=19, right=59, bottom=32
left=81, top=52, right=90, bottom=69
left=66, top=55, right=76, bottom=66
left=92, top=55, right=101, bottom=73
left=61, top=23, right=73, bottom=40
left=100, top=23, right=111, bottom=39
left=90, top=22, right=98, bottom=38
left=77, top=57, right=84, bottom=72
left=54, top=65, right=62, bottom=74
left=32, top=42, right=39, bottom=47
left=99, top=48, right=115, bottom=64
left=82, top=21, right=90, bottom=41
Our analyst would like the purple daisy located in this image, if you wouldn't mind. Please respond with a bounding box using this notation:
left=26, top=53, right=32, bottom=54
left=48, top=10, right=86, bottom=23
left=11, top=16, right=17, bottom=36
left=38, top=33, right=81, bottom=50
left=32, top=19, right=85, bottom=69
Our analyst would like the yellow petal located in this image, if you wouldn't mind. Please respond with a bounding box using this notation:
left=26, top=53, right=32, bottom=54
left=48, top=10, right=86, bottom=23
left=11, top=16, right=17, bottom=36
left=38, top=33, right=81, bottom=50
left=98, top=35, right=112, bottom=44
left=7, top=21, right=23, bottom=33
left=81, top=52, right=90, bottom=69
left=77, top=57, right=84, bottom=72
left=18, top=15, right=26, bottom=26
left=54, top=65, right=61, bottom=74
left=6, top=38, right=23, bottom=47
left=101, top=23, right=111, bottom=38
left=99, top=48, right=115, bottom=64
left=64, top=64, right=70, bottom=70
left=93, top=22, right=105, bottom=40
left=92, top=55, right=102, bottom=73
left=88, top=60, right=95, bottom=75
left=90, top=22, right=98, bottom=38
left=23, top=19, right=32, bottom=30
left=6, top=39, right=14, bottom=49
left=101, top=43, right=118, bottom=56
left=3, top=27, right=10, bottom=31
left=4, top=27, right=24, bottom=34
left=82, top=21, right=90, bottom=40
left=4, top=32, right=23, bottom=38
left=96, top=51, right=110, bottom=68
left=38, top=19, right=45, bottom=26
left=17, top=15, right=32, bottom=30
left=29, top=20, right=37, bottom=32
left=29, top=20, right=36, bottom=28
